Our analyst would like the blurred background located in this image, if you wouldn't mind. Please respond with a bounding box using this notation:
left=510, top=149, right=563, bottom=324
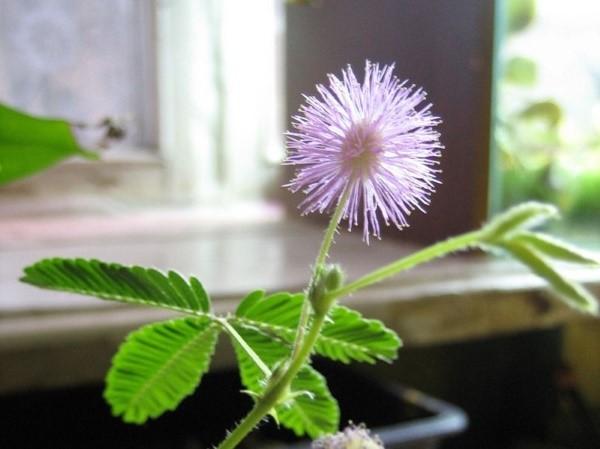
left=0, top=1, right=599, bottom=449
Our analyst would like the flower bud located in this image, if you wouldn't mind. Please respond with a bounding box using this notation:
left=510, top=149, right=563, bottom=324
left=312, top=424, right=384, bottom=449
left=323, top=264, right=344, bottom=292
left=309, top=264, right=345, bottom=315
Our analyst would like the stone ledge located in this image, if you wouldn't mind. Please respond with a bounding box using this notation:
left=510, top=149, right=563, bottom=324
left=1, top=220, right=598, bottom=393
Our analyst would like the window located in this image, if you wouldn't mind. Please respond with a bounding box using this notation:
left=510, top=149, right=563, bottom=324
left=157, top=0, right=285, bottom=201
left=494, top=0, right=600, bottom=245
left=0, top=0, right=285, bottom=207
left=0, top=0, right=157, bottom=150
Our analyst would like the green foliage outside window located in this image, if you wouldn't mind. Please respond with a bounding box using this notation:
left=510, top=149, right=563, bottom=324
left=496, top=0, right=600, bottom=243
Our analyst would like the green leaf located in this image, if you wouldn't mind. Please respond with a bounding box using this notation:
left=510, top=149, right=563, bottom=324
left=229, top=326, right=338, bottom=438
left=317, top=306, right=401, bottom=364
left=519, top=101, right=562, bottom=128
left=236, top=290, right=304, bottom=330
left=231, top=290, right=398, bottom=437
left=234, top=291, right=401, bottom=364
left=511, top=232, right=600, bottom=266
left=504, top=57, right=537, bottom=86
left=231, top=292, right=397, bottom=436
left=507, top=0, right=536, bottom=33
left=233, top=291, right=302, bottom=347
left=482, top=202, right=559, bottom=243
left=276, top=365, right=340, bottom=438
left=105, top=317, right=220, bottom=423
left=21, top=258, right=211, bottom=314
left=0, top=103, right=98, bottom=185
left=503, top=241, right=598, bottom=315
left=235, top=289, right=266, bottom=316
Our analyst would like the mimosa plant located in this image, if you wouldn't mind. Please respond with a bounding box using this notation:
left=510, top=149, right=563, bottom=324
left=21, top=62, right=598, bottom=449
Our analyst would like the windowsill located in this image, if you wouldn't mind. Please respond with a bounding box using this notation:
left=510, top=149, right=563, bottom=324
left=1, top=219, right=599, bottom=393
left=0, top=200, right=285, bottom=248
left=0, top=147, right=167, bottom=213
left=63, top=146, right=164, bottom=166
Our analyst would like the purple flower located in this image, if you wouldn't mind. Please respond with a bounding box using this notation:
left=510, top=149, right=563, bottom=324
left=312, top=424, right=384, bottom=449
left=285, top=61, right=442, bottom=242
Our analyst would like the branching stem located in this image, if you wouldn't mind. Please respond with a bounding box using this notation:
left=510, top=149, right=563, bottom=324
left=217, top=203, right=485, bottom=449
left=216, top=189, right=349, bottom=449
left=217, top=318, right=271, bottom=378
left=326, top=229, right=484, bottom=301
left=290, top=187, right=350, bottom=362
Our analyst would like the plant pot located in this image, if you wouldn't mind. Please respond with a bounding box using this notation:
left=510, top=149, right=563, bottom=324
left=1, top=359, right=466, bottom=449
left=266, top=360, right=468, bottom=449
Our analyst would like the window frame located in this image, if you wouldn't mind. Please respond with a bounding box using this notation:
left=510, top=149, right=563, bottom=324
left=1, top=0, right=286, bottom=209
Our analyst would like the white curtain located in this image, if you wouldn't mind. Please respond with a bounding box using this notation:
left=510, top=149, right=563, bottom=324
left=158, top=0, right=285, bottom=203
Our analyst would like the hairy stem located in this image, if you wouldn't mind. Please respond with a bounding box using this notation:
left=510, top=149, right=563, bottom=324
left=315, top=187, right=350, bottom=268
left=218, top=318, right=271, bottom=378
left=289, top=187, right=350, bottom=362
left=216, top=311, right=330, bottom=449
left=216, top=393, right=280, bottom=449
left=217, top=189, right=349, bottom=449
left=327, top=229, right=484, bottom=301
left=216, top=200, right=485, bottom=449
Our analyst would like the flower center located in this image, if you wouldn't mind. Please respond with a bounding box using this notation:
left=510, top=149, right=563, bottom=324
left=341, top=122, right=382, bottom=178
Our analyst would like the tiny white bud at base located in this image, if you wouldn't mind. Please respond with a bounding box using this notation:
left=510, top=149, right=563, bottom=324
left=312, top=424, right=384, bottom=449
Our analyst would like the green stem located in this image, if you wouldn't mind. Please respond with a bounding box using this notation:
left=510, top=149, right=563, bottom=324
left=289, top=187, right=350, bottom=361
left=327, top=229, right=484, bottom=301
left=277, top=312, right=327, bottom=388
left=216, top=394, right=279, bottom=449
left=289, top=300, right=312, bottom=362
left=217, top=312, right=330, bottom=449
left=217, top=189, right=350, bottom=449
left=218, top=318, right=271, bottom=377
left=315, top=187, right=350, bottom=268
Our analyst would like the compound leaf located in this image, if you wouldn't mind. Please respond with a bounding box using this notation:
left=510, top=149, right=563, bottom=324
left=276, top=365, right=339, bottom=438
left=482, top=202, right=559, bottom=243
left=21, top=258, right=211, bottom=314
left=511, top=232, right=600, bottom=266
left=105, top=317, right=220, bottom=423
left=234, top=291, right=400, bottom=364
left=230, top=324, right=338, bottom=438
left=317, top=305, right=401, bottom=364
left=504, top=241, right=598, bottom=315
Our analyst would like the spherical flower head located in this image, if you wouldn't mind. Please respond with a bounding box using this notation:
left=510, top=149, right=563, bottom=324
left=285, top=61, right=443, bottom=243
left=312, top=424, right=384, bottom=449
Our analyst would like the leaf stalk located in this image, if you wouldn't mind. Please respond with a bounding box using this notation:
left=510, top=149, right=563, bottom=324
left=217, top=188, right=350, bottom=449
